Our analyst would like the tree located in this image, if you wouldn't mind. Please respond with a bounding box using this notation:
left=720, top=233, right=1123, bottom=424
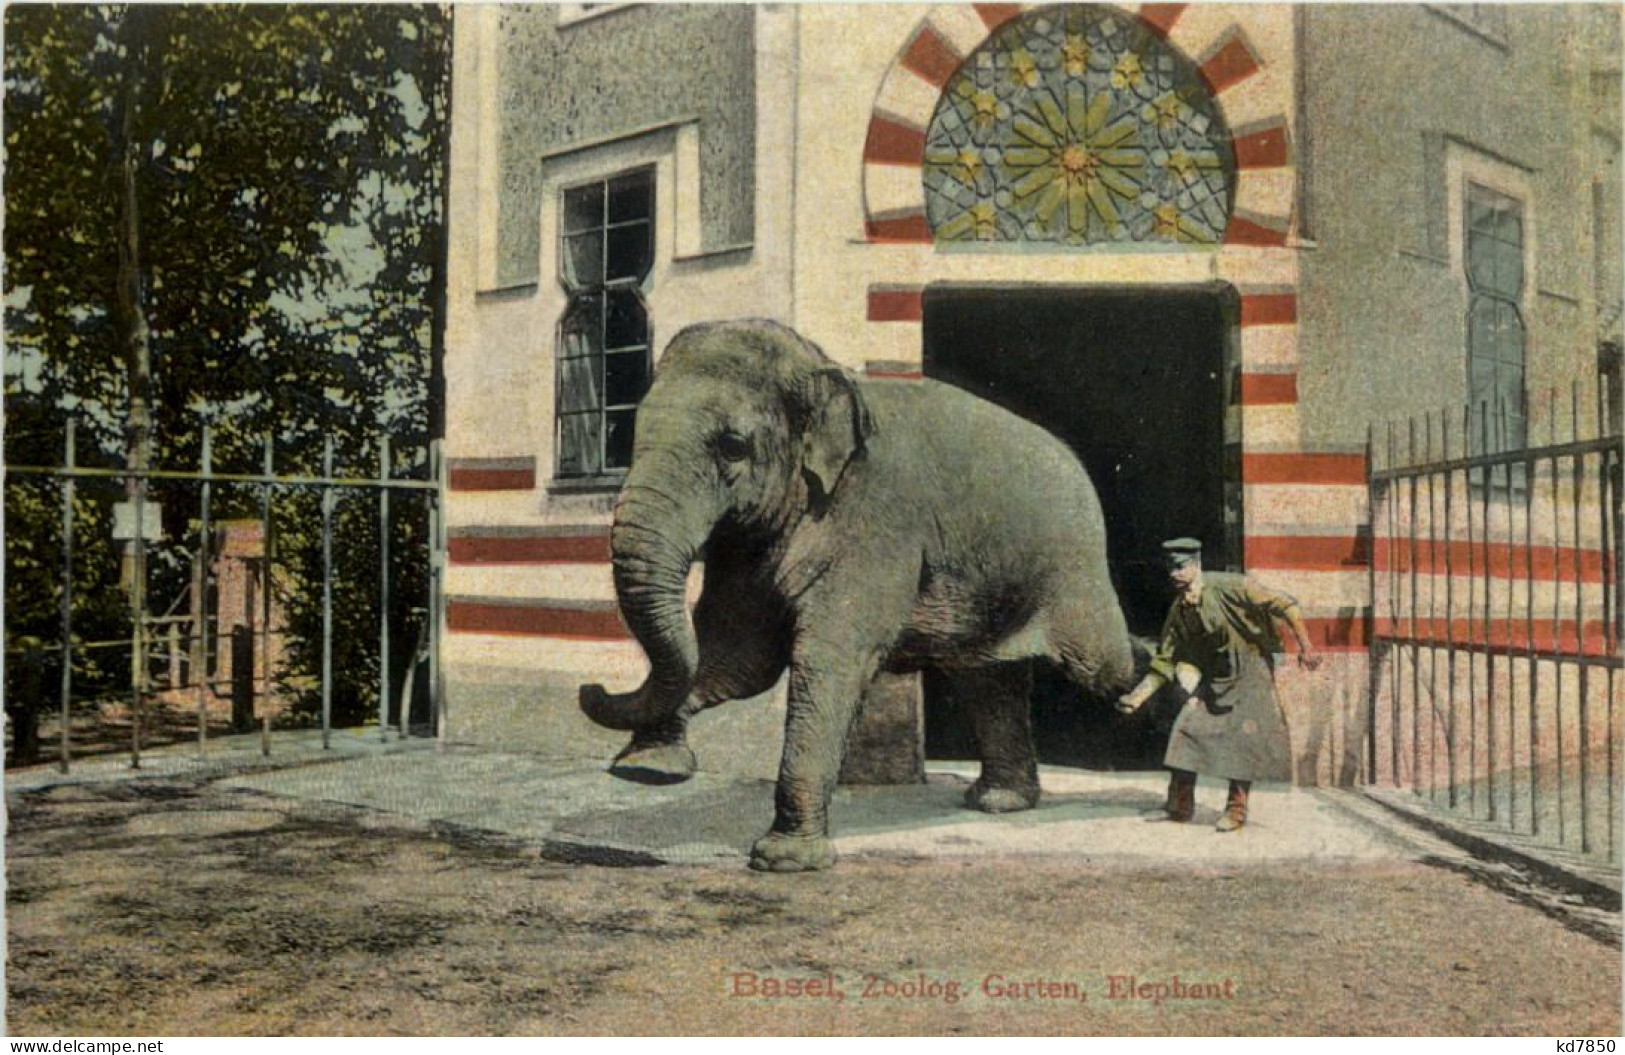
left=5, top=5, right=450, bottom=732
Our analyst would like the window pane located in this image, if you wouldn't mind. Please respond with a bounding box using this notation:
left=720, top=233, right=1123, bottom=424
left=605, top=409, right=637, bottom=470
left=605, top=289, right=647, bottom=350
left=564, top=183, right=605, bottom=235
left=1494, top=363, right=1524, bottom=418
left=563, top=231, right=604, bottom=289
left=559, top=294, right=603, bottom=358
left=608, top=170, right=653, bottom=224
left=1497, top=207, right=1522, bottom=247
left=559, top=412, right=603, bottom=477
left=1469, top=352, right=1497, bottom=407
left=606, top=222, right=653, bottom=282
left=1496, top=238, right=1523, bottom=297
left=559, top=354, right=603, bottom=413
left=1467, top=230, right=1504, bottom=293
left=605, top=350, right=649, bottom=407
left=1493, top=301, right=1526, bottom=365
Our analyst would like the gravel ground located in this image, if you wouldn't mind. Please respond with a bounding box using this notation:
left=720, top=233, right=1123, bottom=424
left=6, top=776, right=1620, bottom=1037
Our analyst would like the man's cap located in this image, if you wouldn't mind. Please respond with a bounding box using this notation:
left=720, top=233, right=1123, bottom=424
left=1162, top=537, right=1203, bottom=566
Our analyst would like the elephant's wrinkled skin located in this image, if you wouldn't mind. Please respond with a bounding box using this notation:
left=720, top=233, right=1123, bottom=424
left=578, top=320, right=1136, bottom=871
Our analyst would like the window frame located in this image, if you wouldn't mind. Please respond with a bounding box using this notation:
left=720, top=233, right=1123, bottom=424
left=1444, top=145, right=1537, bottom=498
left=552, top=165, right=656, bottom=488
left=1463, top=181, right=1528, bottom=452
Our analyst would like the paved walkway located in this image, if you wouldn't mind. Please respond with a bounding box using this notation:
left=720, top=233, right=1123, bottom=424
left=8, top=729, right=1436, bottom=869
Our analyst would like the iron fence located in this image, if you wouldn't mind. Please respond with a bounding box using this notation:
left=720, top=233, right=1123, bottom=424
left=1367, top=380, right=1622, bottom=865
left=5, top=419, right=447, bottom=772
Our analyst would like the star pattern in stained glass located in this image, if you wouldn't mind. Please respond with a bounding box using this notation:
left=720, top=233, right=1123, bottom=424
left=922, top=5, right=1237, bottom=246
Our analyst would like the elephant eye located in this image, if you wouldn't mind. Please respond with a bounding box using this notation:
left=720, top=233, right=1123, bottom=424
left=715, top=430, right=752, bottom=463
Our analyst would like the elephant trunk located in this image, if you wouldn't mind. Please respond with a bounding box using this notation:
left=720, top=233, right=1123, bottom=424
left=578, top=473, right=711, bottom=732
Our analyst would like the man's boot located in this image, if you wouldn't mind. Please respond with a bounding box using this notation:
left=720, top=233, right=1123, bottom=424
left=1216, top=780, right=1250, bottom=832
left=1145, top=769, right=1196, bottom=822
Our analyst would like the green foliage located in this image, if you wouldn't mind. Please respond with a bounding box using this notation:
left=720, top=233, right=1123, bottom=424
left=4, top=5, right=449, bottom=728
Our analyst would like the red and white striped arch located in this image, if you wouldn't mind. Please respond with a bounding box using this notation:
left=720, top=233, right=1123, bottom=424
left=860, top=3, right=1296, bottom=245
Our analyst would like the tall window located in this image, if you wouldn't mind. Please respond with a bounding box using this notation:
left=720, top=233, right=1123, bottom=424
left=1465, top=182, right=1526, bottom=450
left=556, top=168, right=654, bottom=480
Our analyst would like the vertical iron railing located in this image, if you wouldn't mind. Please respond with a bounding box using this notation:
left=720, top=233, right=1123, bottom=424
left=1369, top=380, right=1623, bottom=863
left=5, top=419, right=444, bottom=771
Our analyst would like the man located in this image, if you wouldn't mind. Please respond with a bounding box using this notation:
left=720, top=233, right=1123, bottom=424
left=1116, top=538, right=1322, bottom=831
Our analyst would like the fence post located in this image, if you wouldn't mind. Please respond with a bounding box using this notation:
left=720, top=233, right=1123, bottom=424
left=196, top=424, right=212, bottom=757
left=1525, top=408, right=1538, bottom=836
left=58, top=419, right=76, bottom=774
left=379, top=434, right=391, bottom=743
left=1386, top=422, right=1401, bottom=789
left=1424, top=411, right=1440, bottom=803
left=322, top=435, right=334, bottom=751
left=1549, top=388, right=1565, bottom=847
left=1571, top=383, right=1588, bottom=854
left=129, top=435, right=147, bottom=771
left=430, top=438, right=446, bottom=744
left=1408, top=417, right=1422, bottom=798
left=1443, top=406, right=1457, bottom=808
left=261, top=433, right=274, bottom=758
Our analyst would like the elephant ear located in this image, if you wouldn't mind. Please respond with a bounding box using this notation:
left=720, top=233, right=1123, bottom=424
left=799, top=366, right=874, bottom=506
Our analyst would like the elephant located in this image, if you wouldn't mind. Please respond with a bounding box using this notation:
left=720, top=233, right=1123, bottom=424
left=578, top=319, right=1137, bottom=872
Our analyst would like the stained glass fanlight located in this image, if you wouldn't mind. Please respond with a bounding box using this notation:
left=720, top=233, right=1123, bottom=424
left=922, top=5, right=1236, bottom=246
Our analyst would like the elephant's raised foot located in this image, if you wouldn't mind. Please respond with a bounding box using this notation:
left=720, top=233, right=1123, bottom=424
left=609, top=740, right=697, bottom=785
left=748, top=832, right=835, bottom=873
left=964, top=781, right=1040, bottom=814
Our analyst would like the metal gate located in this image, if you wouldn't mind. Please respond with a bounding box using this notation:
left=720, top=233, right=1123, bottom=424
left=5, top=419, right=446, bottom=772
left=1367, top=382, right=1622, bottom=865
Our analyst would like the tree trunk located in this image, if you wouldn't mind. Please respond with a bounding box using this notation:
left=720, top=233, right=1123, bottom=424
left=113, top=5, right=156, bottom=761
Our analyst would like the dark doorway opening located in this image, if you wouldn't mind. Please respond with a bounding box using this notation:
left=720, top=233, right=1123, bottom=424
left=921, top=283, right=1238, bottom=770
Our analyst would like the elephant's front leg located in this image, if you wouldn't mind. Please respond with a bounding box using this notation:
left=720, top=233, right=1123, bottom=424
left=612, top=567, right=790, bottom=784
left=749, top=643, right=880, bottom=873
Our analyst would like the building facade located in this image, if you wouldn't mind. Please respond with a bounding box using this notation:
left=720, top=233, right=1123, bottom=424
left=440, top=3, right=1622, bottom=785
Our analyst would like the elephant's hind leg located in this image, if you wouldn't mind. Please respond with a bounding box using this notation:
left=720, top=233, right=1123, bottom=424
left=1048, top=595, right=1136, bottom=699
left=958, top=662, right=1041, bottom=813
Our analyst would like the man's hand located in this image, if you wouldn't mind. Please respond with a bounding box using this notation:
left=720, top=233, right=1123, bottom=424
left=1300, top=651, right=1323, bottom=671
left=1115, top=691, right=1148, bottom=715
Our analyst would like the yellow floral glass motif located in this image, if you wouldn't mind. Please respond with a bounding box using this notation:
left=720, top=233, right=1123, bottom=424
left=922, top=4, right=1235, bottom=246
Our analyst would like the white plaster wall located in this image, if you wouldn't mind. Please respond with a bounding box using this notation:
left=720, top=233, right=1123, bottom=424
left=443, top=6, right=798, bottom=486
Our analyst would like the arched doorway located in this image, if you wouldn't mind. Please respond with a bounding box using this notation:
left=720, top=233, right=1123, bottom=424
left=922, top=283, right=1239, bottom=770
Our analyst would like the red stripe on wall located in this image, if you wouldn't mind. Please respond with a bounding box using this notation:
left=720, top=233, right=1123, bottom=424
left=1200, top=35, right=1263, bottom=95
left=449, top=534, right=612, bottom=565
left=1239, top=292, right=1296, bottom=327
left=1374, top=617, right=1615, bottom=658
left=1225, top=215, right=1290, bottom=247
left=1137, top=4, right=1188, bottom=38
left=867, top=287, right=925, bottom=322
left=865, top=212, right=933, bottom=243
left=1371, top=539, right=1610, bottom=584
left=1304, top=616, right=1368, bottom=652
left=1243, top=452, right=1367, bottom=485
left=1239, top=372, right=1297, bottom=405
left=864, top=115, right=927, bottom=167
left=1246, top=534, right=1371, bottom=571
left=1233, top=124, right=1290, bottom=169
left=449, top=466, right=536, bottom=492
left=901, top=26, right=964, bottom=89
left=448, top=600, right=629, bottom=641
left=974, top=4, right=1023, bottom=31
